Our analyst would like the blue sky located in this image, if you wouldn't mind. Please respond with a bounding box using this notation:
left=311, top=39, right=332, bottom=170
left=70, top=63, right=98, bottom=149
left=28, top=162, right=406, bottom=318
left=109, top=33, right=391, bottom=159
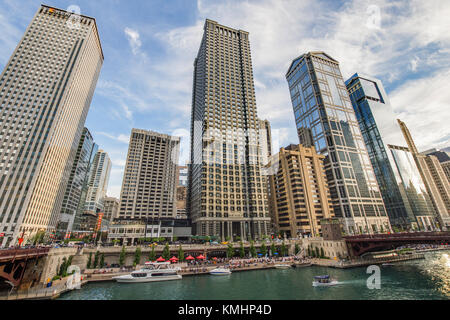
left=1, top=0, right=449, bottom=198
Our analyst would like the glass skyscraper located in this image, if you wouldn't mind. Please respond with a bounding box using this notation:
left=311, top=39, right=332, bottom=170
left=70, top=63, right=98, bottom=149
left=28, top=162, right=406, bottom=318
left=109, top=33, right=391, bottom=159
left=57, top=127, right=97, bottom=237
left=286, top=52, right=391, bottom=235
left=345, top=74, right=414, bottom=229
left=388, top=145, right=437, bottom=230
left=0, top=5, right=103, bottom=247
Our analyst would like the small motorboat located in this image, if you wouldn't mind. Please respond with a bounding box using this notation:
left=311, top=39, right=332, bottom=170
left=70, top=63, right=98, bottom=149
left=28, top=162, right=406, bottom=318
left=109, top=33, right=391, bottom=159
left=312, top=275, right=339, bottom=287
left=210, top=267, right=232, bottom=275
left=274, top=264, right=291, bottom=269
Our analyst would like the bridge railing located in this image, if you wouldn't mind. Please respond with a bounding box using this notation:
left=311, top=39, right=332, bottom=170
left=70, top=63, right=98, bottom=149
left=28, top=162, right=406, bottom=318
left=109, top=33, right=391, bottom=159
left=344, top=231, right=450, bottom=241
left=0, top=248, right=50, bottom=259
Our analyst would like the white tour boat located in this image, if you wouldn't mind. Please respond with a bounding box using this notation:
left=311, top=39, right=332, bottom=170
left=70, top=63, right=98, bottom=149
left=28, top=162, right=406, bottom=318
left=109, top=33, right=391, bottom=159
left=312, top=275, right=339, bottom=287
left=209, top=267, right=232, bottom=275
left=274, top=264, right=292, bottom=269
left=113, top=262, right=182, bottom=283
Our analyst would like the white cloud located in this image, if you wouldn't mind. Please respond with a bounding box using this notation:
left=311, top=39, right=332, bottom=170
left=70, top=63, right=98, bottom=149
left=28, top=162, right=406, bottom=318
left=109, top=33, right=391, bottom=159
left=124, top=27, right=142, bottom=55
left=96, top=131, right=130, bottom=144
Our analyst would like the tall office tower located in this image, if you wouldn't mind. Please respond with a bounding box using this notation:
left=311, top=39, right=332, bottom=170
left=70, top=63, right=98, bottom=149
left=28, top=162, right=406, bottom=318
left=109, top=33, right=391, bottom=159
left=286, top=52, right=391, bottom=235
left=259, top=119, right=272, bottom=166
left=84, top=150, right=111, bottom=216
left=103, top=197, right=119, bottom=222
left=188, top=19, right=271, bottom=240
left=345, top=74, right=413, bottom=229
left=57, top=128, right=96, bottom=237
left=119, top=129, right=180, bottom=222
left=442, top=161, right=450, bottom=184
left=398, top=120, right=450, bottom=229
left=267, top=144, right=334, bottom=237
left=0, top=5, right=103, bottom=247
left=388, top=144, right=438, bottom=230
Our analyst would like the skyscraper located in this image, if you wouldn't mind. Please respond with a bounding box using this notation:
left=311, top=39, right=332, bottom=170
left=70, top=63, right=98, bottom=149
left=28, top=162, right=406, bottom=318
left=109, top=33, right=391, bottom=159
left=286, top=52, right=391, bottom=235
left=84, top=150, right=111, bottom=216
left=57, top=127, right=96, bottom=237
left=388, top=144, right=437, bottom=230
left=398, top=120, right=450, bottom=229
left=118, top=129, right=179, bottom=222
left=188, top=19, right=271, bottom=240
left=345, top=74, right=413, bottom=229
left=0, top=5, right=103, bottom=246
left=267, top=144, right=334, bottom=237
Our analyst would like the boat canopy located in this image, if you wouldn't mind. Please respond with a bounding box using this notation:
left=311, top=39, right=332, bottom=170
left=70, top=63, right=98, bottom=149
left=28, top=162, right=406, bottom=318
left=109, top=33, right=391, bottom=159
left=314, top=275, right=330, bottom=279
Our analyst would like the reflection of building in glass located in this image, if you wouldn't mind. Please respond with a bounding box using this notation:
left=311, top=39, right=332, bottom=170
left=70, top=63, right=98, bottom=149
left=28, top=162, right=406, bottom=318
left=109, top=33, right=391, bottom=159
left=188, top=19, right=271, bottom=240
left=267, top=145, right=334, bottom=238
left=397, top=120, right=450, bottom=230
left=346, top=74, right=413, bottom=229
left=286, top=52, right=391, bottom=235
left=388, top=145, right=437, bottom=230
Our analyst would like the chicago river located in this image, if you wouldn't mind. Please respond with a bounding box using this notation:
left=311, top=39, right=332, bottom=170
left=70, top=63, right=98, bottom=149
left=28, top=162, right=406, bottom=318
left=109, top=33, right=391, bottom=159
left=58, top=251, right=450, bottom=300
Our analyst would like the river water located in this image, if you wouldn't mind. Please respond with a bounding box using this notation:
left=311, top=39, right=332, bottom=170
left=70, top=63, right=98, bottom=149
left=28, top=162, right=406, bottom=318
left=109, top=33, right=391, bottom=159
left=59, top=251, right=450, bottom=300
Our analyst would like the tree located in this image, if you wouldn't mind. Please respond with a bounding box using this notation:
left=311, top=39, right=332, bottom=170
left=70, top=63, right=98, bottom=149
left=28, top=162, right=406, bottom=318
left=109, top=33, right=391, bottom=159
left=93, top=251, right=100, bottom=269
left=315, top=247, right=320, bottom=258
left=100, top=254, right=105, bottom=268
left=58, top=257, right=67, bottom=276
left=119, top=246, right=126, bottom=267
left=148, top=245, right=156, bottom=262
left=250, top=241, right=257, bottom=258
left=295, top=243, right=300, bottom=255
left=320, top=247, right=325, bottom=259
left=162, top=243, right=171, bottom=261
left=87, top=252, right=93, bottom=269
left=225, top=236, right=231, bottom=242
left=178, top=245, right=184, bottom=261
left=32, top=231, right=46, bottom=245
left=281, top=242, right=287, bottom=257
left=307, top=246, right=311, bottom=257
left=227, top=243, right=235, bottom=258
left=271, top=242, right=276, bottom=257
left=173, top=236, right=178, bottom=243
left=239, top=241, right=245, bottom=258
left=260, top=243, right=267, bottom=257
left=134, top=247, right=142, bottom=266
left=236, top=236, right=241, bottom=242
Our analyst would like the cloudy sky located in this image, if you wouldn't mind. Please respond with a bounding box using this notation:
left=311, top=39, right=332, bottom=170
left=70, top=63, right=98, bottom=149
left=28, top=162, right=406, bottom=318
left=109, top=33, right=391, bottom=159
left=0, top=0, right=449, bottom=198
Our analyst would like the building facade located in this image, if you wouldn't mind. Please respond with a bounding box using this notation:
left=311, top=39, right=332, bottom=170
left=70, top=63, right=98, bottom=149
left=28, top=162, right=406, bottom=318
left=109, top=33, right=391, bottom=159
left=188, top=19, right=271, bottom=241
left=118, top=129, right=179, bottom=222
left=103, top=197, right=119, bottom=222
left=267, top=144, right=335, bottom=238
left=285, top=52, right=391, bottom=235
left=398, top=120, right=450, bottom=229
left=345, top=74, right=413, bottom=229
left=388, top=144, right=438, bottom=230
left=57, top=128, right=96, bottom=237
left=442, top=161, right=450, bottom=184
left=0, top=5, right=104, bottom=247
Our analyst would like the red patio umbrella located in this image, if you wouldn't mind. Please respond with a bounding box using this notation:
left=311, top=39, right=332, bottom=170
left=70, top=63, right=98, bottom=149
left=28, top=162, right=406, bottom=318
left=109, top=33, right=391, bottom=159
left=212, top=257, right=218, bottom=260
left=185, top=255, right=195, bottom=261
left=156, top=256, right=165, bottom=262
left=169, top=256, right=179, bottom=262
left=196, top=254, right=206, bottom=260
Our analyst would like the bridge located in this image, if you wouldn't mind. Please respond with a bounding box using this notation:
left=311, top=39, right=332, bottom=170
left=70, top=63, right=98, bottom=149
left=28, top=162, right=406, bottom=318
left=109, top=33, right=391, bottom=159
left=344, top=232, right=450, bottom=257
left=0, top=248, right=50, bottom=291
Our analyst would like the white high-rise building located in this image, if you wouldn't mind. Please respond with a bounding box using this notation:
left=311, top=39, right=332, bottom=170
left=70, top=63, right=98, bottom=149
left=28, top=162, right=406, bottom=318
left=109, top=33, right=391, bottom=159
left=0, top=5, right=103, bottom=247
